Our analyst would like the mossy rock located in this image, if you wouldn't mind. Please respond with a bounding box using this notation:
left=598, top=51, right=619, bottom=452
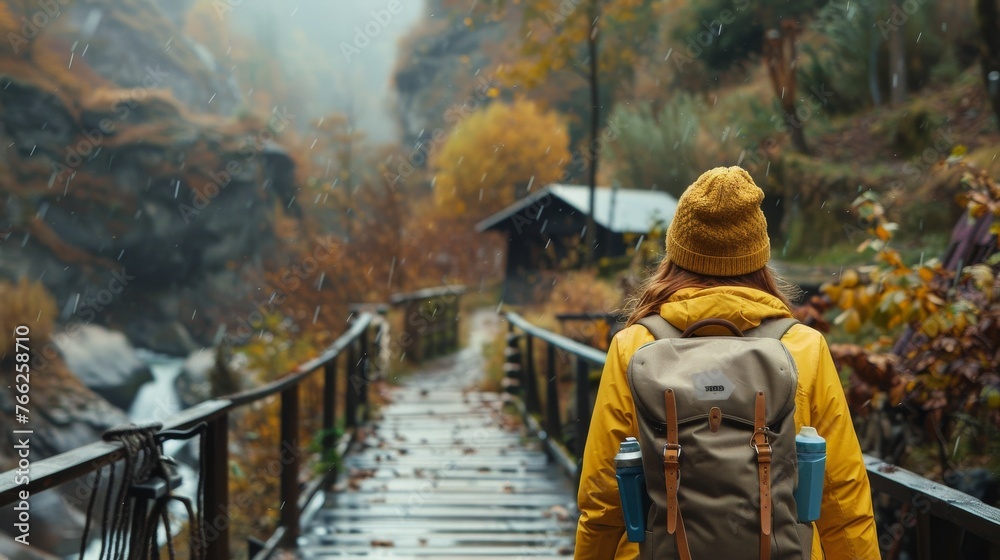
left=874, top=101, right=946, bottom=157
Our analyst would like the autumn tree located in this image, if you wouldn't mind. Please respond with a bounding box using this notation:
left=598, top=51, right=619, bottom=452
left=484, top=0, right=659, bottom=265
left=431, top=99, right=570, bottom=219
left=305, top=113, right=367, bottom=237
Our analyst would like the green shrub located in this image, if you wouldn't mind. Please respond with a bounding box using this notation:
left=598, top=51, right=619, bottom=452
left=801, top=0, right=947, bottom=115
left=608, top=94, right=703, bottom=197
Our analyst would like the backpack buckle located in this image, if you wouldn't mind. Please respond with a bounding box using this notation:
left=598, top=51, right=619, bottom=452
left=749, top=427, right=771, bottom=453
left=663, top=442, right=682, bottom=462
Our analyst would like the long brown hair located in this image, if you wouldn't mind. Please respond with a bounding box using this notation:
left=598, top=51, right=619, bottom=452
left=624, top=260, right=800, bottom=326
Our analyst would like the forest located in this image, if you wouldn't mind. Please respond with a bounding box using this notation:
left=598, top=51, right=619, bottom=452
left=0, top=0, right=998, bottom=557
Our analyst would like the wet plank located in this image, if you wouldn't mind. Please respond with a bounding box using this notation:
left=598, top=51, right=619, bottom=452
left=299, top=321, right=578, bottom=558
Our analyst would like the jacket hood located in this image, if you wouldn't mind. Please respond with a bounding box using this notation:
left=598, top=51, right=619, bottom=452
left=658, top=286, right=792, bottom=334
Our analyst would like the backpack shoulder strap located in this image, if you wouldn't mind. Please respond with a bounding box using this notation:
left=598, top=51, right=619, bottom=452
left=639, top=315, right=798, bottom=340
left=636, top=314, right=683, bottom=340
left=745, top=317, right=799, bottom=340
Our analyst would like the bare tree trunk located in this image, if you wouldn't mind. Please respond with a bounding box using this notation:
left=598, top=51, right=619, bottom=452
left=763, top=20, right=809, bottom=154
left=888, top=1, right=907, bottom=105
left=868, top=26, right=883, bottom=107
left=977, top=0, right=1000, bottom=127
left=584, top=1, right=600, bottom=267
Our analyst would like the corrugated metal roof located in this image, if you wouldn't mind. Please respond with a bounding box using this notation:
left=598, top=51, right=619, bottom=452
left=475, top=184, right=677, bottom=234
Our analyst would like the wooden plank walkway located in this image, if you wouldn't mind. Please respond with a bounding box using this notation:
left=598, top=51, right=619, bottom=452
left=298, top=312, right=578, bottom=558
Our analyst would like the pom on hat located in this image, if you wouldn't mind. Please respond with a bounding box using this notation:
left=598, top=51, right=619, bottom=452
left=665, top=166, right=770, bottom=276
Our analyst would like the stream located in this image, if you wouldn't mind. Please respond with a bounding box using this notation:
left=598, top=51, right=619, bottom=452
left=78, top=351, right=196, bottom=560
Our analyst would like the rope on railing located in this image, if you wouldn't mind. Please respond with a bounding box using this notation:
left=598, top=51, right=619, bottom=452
left=80, top=422, right=205, bottom=560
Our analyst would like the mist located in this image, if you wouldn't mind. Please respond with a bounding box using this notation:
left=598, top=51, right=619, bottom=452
left=229, top=0, right=426, bottom=142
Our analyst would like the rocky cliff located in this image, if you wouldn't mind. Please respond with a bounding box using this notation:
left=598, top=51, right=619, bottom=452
left=393, top=0, right=509, bottom=151
left=0, top=0, right=299, bottom=354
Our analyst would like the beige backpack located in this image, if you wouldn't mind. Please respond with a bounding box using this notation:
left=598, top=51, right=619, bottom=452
left=628, top=315, right=813, bottom=559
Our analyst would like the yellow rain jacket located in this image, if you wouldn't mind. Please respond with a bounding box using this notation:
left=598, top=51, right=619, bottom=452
left=575, top=286, right=879, bottom=559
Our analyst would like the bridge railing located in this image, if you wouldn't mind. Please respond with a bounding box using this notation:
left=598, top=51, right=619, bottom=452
left=390, top=284, right=466, bottom=362
left=503, top=311, right=1000, bottom=559
left=503, top=311, right=606, bottom=481
left=0, top=312, right=380, bottom=559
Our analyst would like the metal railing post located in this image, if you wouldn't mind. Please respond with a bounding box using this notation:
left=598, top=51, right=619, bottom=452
left=204, top=413, right=230, bottom=559
left=448, top=301, right=458, bottom=351
left=503, top=325, right=522, bottom=397
left=434, top=300, right=445, bottom=357
left=523, top=334, right=540, bottom=415
left=346, top=340, right=358, bottom=430
left=280, top=386, right=301, bottom=547
left=359, top=326, right=370, bottom=422
left=545, top=342, right=561, bottom=442
left=322, top=357, right=337, bottom=465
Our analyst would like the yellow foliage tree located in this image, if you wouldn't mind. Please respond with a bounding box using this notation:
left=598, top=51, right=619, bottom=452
left=431, top=99, right=570, bottom=219
left=0, top=278, right=57, bottom=359
left=481, top=0, right=660, bottom=264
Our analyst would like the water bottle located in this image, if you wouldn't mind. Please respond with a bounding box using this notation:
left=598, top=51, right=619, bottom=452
left=614, top=436, right=647, bottom=542
left=794, top=426, right=826, bottom=522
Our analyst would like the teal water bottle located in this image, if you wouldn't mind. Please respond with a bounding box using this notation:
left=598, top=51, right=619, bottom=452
left=614, top=437, right=647, bottom=542
left=794, top=426, right=826, bottom=522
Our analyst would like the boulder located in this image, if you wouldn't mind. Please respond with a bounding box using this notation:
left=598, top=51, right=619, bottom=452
left=175, top=346, right=244, bottom=408
left=0, top=0, right=299, bottom=356
left=175, top=348, right=215, bottom=408
left=53, top=326, right=153, bottom=410
left=0, top=534, right=61, bottom=559
left=0, top=488, right=84, bottom=558
left=0, top=351, right=128, bottom=559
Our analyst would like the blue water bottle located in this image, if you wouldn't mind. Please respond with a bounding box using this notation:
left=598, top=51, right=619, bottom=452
left=794, top=426, right=826, bottom=522
left=615, top=437, right=647, bottom=542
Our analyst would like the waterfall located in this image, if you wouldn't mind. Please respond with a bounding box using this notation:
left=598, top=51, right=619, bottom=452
left=130, top=350, right=184, bottom=423
left=78, top=351, right=199, bottom=559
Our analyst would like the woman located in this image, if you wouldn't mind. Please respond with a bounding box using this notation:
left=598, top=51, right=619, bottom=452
left=575, top=167, right=879, bottom=559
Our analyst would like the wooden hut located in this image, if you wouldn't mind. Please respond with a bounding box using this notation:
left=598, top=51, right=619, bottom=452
left=477, top=184, right=678, bottom=303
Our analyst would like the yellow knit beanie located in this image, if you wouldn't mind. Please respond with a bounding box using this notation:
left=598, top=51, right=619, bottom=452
left=666, top=166, right=770, bottom=276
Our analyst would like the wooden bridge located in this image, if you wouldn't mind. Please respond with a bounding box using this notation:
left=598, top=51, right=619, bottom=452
left=2, top=286, right=1000, bottom=559
left=297, top=309, right=577, bottom=558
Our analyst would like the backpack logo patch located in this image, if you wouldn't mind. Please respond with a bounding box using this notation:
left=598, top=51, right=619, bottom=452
left=693, top=370, right=735, bottom=401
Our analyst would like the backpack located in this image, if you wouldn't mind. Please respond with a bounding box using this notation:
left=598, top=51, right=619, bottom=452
left=628, top=315, right=813, bottom=560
